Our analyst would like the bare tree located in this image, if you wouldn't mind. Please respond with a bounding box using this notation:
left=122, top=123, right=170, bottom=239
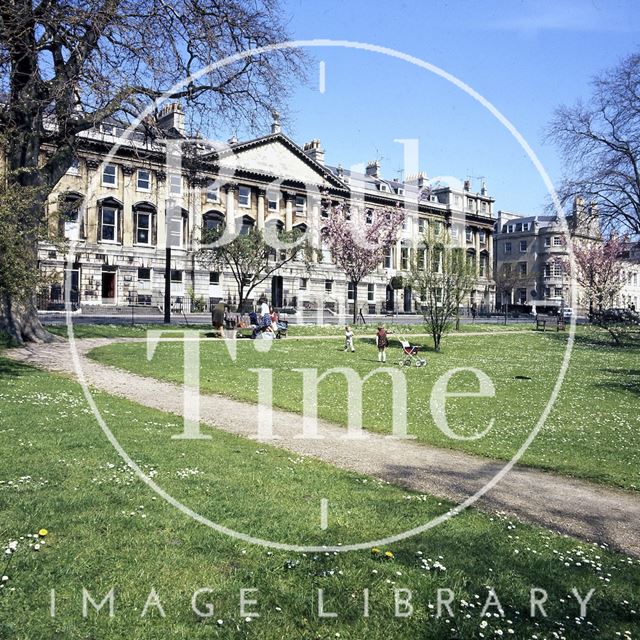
left=548, top=51, right=640, bottom=236
left=492, top=262, right=529, bottom=320
left=0, top=0, right=306, bottom=343
left=410, top=227, right=476, bottom=352
left=197, top=225, right=304, bottom=312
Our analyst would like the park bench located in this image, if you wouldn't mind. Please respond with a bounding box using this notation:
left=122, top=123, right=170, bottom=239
left=535, top=314, right=565, bottom=331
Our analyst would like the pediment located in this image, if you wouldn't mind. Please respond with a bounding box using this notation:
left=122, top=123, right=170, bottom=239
left=217, top=134, right=346, bottom=189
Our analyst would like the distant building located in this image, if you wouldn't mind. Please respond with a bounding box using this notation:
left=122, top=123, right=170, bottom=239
left=493, top=199, right=600, bottom=313
left=616, top=242, right=640, bottom=310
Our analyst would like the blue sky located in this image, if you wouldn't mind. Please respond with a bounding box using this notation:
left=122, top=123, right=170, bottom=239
left=273, top=0, right=640, bottom=214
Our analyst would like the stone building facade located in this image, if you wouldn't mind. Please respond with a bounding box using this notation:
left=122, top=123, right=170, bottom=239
left=38, top=107, right=496, bottom=316
left=493, top=198, right=639, bottom=314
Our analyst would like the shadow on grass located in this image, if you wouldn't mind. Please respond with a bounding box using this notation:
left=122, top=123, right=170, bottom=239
left=0, top=357, right=32, bottom=380
left=0, top=329, right=21, bottom=349
left=381, top=457, right=640, bottom=557
left=598, top=368, right=640, bottom=396
left=544, top=326, right=640, bottom=352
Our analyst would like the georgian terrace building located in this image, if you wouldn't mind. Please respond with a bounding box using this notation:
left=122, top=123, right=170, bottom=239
left=38, top=106, right=496, bottom=316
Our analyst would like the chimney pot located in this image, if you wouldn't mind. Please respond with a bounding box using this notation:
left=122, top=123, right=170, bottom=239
left=303, top=139, right=325, bottom=165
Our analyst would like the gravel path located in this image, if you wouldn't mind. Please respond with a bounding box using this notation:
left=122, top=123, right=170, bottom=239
left=7, top=336, right=640, bottom=557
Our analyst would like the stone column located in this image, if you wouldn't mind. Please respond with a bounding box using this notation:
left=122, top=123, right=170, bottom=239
left=189, top=177, right=202, bottom=245
left=226, top=183, right=236, bottom=229
left=487, top=226, right=493, bottom=279
left=284, top=192, right=294, bottom=231
left=122, top=165, right=135, bottom=246
left=257, top=188, right=266, bottom=230
left=85, top=158, right=101, bottom=242
left=310, top=195, right=321, bottom=262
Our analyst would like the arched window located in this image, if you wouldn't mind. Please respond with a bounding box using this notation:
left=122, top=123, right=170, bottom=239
left=466, top=248, right=476, bottom=271
left=133, top=202, right=156, bottom=245
left=98, top=196, right=123, bottom=243
left=58, top=191, right=84, bottom=240
left=203, top=210, right=225, bottom=232
left=265, top=219, right=284, bottom=259
left=166, top=206, right=189, bottom=247
left=240, top=215, right=255, bottom=236
left=479, top=250, right=489, bottom=277
left=293, top=222, right=308, bottom=234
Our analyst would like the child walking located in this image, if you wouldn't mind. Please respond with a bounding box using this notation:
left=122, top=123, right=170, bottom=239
left=344, top=325, right=355, bottom=352
left=376, top=325, right=389, bottom=362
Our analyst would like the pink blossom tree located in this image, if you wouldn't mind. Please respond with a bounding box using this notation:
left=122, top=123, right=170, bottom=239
left=322, top=203, right=405, bottom=322
left=569, top=235, right=626, bottom=314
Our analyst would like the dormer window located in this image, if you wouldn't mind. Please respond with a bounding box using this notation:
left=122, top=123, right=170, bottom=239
left=379, top=183, right=389, bottom=192
left=507, top=224, right=514, bottom=233
left=522, top=222, right=530, bottom=231
left=397, top=188, right=405, bottom=196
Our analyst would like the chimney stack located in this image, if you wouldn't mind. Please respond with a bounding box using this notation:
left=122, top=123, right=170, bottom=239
left=406, top=171, right=428, bottom=188
left=303, top=139, right=325, bottom=165
left=157, top=103, right=185, bottom=135
left=365, top=160, right=380, bottom=178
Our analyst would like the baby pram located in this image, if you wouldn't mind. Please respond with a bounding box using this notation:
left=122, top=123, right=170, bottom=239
left=275, top=319, right=288, bottom=338
left=398, top=338, right=426, bottom=367
left=247, top=312, right=288, bottom=339
left=248, top=311, right=271, bottom=338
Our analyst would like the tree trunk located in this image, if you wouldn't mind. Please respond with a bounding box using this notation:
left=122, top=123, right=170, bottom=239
left=0, top=292, right=59, bottom=345
left=352, top=282, right=358, bottom=324
left=236, top=282, right=245, bottom=313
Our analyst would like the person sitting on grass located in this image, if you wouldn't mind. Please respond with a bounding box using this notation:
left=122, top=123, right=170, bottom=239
left=376, top=325, right=389, bottom=362
left=344, top=325, right=355, bottom=352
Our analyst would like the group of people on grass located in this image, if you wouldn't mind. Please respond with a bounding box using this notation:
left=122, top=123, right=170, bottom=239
left=249, top=298, right=287, bottom=338
left=344, top=324, right=389, bottom=362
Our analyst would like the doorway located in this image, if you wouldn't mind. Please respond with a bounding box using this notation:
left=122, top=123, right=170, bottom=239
left=385, top=285, right=394, bottom=313
left=101, top=270, right=117, bottom=304
left=271, top=275, right=283, bottom=308
left=403, top=286, right=412, bottom=313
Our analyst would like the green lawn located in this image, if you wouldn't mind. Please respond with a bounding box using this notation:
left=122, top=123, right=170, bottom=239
left=44, top=320, right=529, bottom=341
left=88, top=328, right=640, bottom=491
left=0, top=356, right=638, bottom=639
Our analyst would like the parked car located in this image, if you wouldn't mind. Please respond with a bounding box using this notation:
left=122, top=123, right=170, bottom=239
left=562, top=307, right=573, bottom=320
